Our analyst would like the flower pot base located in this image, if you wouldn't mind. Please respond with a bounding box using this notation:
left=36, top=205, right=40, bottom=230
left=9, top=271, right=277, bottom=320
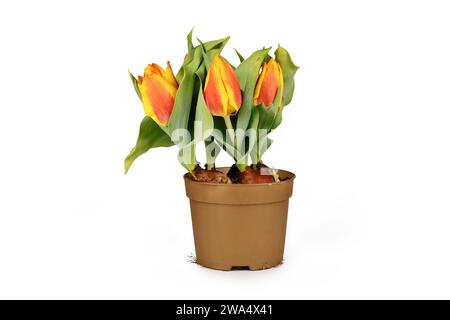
left=185, top=168, right=295, bottom=271
left=195, top=259, right=282, bottom=271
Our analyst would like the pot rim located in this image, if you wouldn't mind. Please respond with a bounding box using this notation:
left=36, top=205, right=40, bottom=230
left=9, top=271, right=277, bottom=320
left=183, top=168, right=296, bottom=187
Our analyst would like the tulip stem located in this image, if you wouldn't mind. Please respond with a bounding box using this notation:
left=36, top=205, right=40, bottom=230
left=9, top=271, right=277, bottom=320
left=204, top=139, right=216, bottom=170
left=255, top=135, right=260, bottom=164
left=223, top=116, right=236, bottom=153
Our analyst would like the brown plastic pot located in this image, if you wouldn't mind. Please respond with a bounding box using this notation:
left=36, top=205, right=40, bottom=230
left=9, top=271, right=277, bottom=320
left=184, top=168, right=295, bottom=271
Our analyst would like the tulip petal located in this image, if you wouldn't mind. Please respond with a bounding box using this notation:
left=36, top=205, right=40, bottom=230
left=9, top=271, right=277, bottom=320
left=139, top=76, right=175, bottom=126
left=253, top=63, right=267, bottom=105
left=219, top=57, right=242, bottom=114
left=256, top=60, right=279, bottom=108
left=204, top=57, right=228, bottom=116
left=277, top=63, right=284, bottom=111
left=145, top=64, right=164, bottom=77
left=204, top=55, right=242, bottom=117
left=165, top=61, right=178, bottom=88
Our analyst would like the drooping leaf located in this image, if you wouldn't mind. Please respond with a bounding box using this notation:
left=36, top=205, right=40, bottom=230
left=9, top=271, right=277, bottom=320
left=124, top=116, right=174, bottom=174
left=275, top=45, right=299, bottom=106
left=234, top=48, right=270, bottom=90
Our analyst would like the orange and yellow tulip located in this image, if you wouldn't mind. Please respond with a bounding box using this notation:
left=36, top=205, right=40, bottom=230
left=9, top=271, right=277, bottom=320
left=137, top=62, right=178, bottom=126
left=254, top=59, right=284, bottom=110
left=204, top=55, right=242, bottom=116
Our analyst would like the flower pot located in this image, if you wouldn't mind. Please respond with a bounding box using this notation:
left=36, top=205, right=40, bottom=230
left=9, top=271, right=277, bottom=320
left=184, top=168, right=295, bottom=271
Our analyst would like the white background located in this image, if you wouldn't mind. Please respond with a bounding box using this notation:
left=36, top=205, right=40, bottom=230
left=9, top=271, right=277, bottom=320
left=1, top=0, right=449, bottom=299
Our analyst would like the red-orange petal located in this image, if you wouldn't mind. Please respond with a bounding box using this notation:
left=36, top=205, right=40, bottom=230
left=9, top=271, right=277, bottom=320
left=220, top=57, right=242, bottom=113
left=204, top=55, right=242, bottom=116
left=256, top=60, right=279, bottom=107
left=140, top=76, right=175, bottom=126
left=204, top=61, right=227, bottom=116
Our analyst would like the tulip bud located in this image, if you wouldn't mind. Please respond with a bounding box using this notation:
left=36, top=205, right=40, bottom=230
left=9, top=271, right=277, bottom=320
left=253, top=59, right=284, bottom=110
left=137, top=62, right=178, bottom=126
left=204, top=55, right=242, bottom=116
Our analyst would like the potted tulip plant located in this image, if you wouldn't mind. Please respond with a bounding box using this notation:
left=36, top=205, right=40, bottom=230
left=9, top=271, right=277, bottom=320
left=126, top=30, right=299, bottom=270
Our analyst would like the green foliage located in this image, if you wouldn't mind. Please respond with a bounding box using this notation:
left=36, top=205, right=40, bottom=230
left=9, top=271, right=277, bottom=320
left=234, top=49, right=245, bottom=63
left=124, top=116, right=174, bottom=174
left=234, top=48, right=271, bottom=165
left=275, top=46, right=299, bottom=107
left=125, top=31, right=299, bottom=173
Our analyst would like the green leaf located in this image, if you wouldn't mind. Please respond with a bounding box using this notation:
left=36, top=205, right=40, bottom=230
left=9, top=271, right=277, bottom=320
left=168, top=46, right=203, bottom=134
left=271, top=111, right=282, bottom=131
left=259, top=136, right=273, bottom=162
left=275, top=46, right=299, bottom=106
left=203, top=36, right=230, bottom=53
left=176, top=28, right=195, bottom=84
left=204, top=138, right=220, bottom=169
left=128, top=70, right=141, bottom=101
left=124, top=116, right=174, bottom=174
left=234, top=49, right=245, bottom=63
left=263, top=53, right=272, bottom=64
left=251, top=129, right=273, bottom=165
left=236, top=107, right=259, bottom=171
left=175, top=64, right=185, bottom=85
left=196, top=38, right=212, bottom=70
left=197, top=36, right=230, bottom=70
left=170, top=33, right=232, bottom=170
left=211, top=116, right=239, bottom=161
left=193, top=83, right=214, bottom=143
left=175, top=66, right=184, bottom=85
left=177, top=141, right=197, bottom=172
left=187, top=28, right=194, bottom=52
left=234, top=48, right=270, bottom=90
left=252, top=81, right=283, bottom=162
left=169, top=34, right=229, bottom=134
left=257, top=81, right=283, bottom=130
left=211, top=117, right=226, bottom=147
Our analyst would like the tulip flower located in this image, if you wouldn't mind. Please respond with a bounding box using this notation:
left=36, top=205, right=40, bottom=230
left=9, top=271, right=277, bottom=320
left=253, top=59, right=284, bottom=110
left=137, top=62, right=178, bottom=126
left=204, top=55, right=242, bottom=117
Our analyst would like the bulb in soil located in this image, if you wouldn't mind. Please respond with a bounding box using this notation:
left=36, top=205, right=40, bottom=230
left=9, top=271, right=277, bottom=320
left=227, top=164, right=274, bottom=184
left=191, top=166, right=231, bottom=184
